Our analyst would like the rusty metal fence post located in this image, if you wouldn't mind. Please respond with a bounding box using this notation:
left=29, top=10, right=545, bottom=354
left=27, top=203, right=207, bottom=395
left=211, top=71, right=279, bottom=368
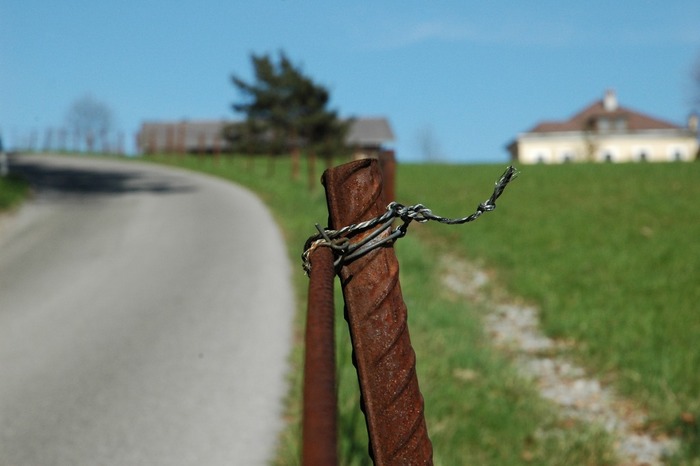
left=322, top=159, right=433, bottom=465
left=302, top=246, right=338, bottom=466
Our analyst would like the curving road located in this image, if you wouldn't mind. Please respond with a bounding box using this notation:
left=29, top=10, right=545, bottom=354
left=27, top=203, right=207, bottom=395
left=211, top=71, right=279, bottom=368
left=0, top=155, right=294, bottom=465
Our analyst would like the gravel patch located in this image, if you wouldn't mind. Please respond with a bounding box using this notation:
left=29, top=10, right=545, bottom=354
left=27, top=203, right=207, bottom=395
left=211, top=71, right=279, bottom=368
left=441, top=256, right=678, bottom=466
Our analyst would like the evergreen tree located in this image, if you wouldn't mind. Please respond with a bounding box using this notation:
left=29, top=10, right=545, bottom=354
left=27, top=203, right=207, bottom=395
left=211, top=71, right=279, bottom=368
left=228, top=51, right=348, bottom=175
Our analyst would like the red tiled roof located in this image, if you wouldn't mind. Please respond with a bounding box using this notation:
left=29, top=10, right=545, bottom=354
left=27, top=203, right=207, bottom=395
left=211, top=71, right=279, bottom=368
left=528, top=99, right=680, bottom=133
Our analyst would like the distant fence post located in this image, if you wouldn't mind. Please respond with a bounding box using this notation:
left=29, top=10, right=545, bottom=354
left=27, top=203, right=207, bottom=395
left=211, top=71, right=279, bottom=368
left=378, top=149, right=396, bottom=205
left=302, top=246, right=338, bottom=466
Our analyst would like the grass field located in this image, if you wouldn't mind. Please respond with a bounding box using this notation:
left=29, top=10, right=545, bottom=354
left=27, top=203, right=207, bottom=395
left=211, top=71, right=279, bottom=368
left=397, top=162, right=700, bottom=440
left=142, top=154, right=699, bottom=465
left=0, top=175, right=30, bottom=212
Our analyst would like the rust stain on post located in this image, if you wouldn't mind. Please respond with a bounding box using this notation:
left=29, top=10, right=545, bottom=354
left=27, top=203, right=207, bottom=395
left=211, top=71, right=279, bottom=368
left=322, top=158, right=433, bottom=465
left=302, top=246, right=338, bottom=466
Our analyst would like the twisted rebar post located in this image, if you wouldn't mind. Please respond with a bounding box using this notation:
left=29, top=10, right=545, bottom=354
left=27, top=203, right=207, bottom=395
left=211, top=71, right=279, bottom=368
left=322, top=158, right=433, bottom=466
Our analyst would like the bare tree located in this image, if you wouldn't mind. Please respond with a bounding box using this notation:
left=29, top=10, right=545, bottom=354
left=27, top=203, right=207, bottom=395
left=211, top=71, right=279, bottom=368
left=65, top=94, right=114, bottom=153
left=415, top=124, right=444, bottom=162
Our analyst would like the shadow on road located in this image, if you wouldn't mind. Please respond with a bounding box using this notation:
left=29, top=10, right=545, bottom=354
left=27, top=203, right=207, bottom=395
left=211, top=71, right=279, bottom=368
left=9, top=155, right=197, bottom=197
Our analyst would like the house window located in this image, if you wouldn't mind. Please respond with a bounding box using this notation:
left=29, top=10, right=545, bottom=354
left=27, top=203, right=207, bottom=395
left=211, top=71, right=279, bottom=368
left=599, top=146, right=619, bottom=163
left=614, top=118, right=627, bottom=131
left=667, top=146, right=687, bottom=162
left=633, top=147, right=651, bottom=162
left=558, top=150, right=574, bottom=163
left=597, top=118, right=611, bottom=132
left=529, top=148, right=551, bottom=164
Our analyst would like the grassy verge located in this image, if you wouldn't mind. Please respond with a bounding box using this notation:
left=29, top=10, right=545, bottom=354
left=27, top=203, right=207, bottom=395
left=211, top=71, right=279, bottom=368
left=143, top=154, right=617, bottom=465
left=397, top=161, right=700, bottom=463
left=0, top=175, right=30, bottom=212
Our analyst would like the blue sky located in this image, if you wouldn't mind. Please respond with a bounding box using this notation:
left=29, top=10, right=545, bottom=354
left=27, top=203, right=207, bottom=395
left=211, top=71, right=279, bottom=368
left=2, top=0, right=699, bottom=163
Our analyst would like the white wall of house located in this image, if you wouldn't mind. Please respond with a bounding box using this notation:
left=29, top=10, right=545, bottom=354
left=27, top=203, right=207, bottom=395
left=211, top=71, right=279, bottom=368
left=515, top=131, right=698, bottom=164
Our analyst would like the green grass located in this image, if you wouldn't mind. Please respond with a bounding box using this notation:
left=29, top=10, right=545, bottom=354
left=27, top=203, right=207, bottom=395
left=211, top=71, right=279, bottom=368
left=142, top=154, right=618, bottom=465
left=397, top=161, right=700, bottom=463
left=0, top=175, right=30, bottom=211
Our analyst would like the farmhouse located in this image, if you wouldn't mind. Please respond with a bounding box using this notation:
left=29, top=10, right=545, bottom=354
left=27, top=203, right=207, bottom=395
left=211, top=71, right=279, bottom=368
left=507, top=90, right=699, bottom=164
left=136, top=117, right=394, bottom=155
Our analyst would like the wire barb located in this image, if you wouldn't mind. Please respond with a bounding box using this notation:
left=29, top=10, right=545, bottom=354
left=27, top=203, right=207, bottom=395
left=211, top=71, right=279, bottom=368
left=302, top=165, right=519, bottom=275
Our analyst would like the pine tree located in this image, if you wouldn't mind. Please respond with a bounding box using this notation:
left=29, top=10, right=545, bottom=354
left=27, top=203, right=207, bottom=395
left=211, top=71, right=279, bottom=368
left=229, top=51, right=348, bottom=179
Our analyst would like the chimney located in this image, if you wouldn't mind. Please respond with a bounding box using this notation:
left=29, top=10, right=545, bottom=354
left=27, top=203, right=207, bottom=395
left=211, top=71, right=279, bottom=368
left=603, top=89, right=618, bottom=112
left=688, top=113, right=699, bottom=134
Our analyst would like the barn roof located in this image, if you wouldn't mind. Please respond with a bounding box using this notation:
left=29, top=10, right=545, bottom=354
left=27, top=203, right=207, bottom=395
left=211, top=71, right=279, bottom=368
left=345, top=117, right=395, bottom=146
left=137, top=116, right=395, bottom=151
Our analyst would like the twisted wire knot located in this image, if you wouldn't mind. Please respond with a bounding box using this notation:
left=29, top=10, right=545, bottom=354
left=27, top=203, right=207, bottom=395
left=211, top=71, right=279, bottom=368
left=302, top=165, right=519, bottom=275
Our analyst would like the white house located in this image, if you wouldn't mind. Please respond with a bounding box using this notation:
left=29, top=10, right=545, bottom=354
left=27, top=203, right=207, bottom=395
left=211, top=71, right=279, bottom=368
left=508, top=90, right=699, bottom=164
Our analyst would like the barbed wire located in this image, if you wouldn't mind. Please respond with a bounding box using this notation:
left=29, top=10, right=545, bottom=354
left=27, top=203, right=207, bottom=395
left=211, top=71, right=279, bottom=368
left=302, top=165, right=519, bottom=275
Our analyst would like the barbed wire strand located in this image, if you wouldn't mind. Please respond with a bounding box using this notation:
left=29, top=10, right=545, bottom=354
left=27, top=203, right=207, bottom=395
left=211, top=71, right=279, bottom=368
left=302, top=165, right=519, bottom=275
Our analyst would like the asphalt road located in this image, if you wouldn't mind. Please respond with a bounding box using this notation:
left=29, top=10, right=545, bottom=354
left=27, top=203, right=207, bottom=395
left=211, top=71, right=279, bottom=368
left=0, top=155, right=295, bottom=465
